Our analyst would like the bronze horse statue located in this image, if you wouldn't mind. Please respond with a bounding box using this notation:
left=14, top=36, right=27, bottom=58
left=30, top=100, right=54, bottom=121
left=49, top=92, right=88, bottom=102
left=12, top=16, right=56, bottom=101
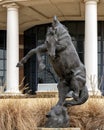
left=17, top=16, right=89, bottom=107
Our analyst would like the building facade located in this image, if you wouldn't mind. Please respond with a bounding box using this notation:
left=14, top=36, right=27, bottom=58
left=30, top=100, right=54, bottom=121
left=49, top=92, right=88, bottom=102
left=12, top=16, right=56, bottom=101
left=0, top=0, right=104, bottom=93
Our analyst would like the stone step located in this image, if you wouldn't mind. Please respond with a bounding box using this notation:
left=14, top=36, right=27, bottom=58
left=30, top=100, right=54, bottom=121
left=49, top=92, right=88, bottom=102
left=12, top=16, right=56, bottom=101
left=36, top=128, right=80, bottom=130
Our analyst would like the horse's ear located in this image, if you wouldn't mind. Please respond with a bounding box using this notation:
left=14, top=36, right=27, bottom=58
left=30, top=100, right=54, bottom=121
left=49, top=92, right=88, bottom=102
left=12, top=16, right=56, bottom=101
left=53, top=16, right=58, bottom=22
left=52, top=16, right=60, bottom=28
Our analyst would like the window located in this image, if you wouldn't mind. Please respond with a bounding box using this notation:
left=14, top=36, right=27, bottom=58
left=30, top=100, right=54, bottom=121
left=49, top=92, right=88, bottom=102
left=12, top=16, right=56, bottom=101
left=0, top=31, right=6, bottom=87
left=98, top=22, right=104, bottom=77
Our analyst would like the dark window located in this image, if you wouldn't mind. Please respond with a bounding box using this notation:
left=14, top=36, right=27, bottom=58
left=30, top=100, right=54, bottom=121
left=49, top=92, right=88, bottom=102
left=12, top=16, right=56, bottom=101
left=64, top=21, right=84, bottom=63
left=24, top=28, right=37, bottom=94
left=98, top=22, right=104, bottom=95
left=98, top=22, right=104, bottom=77
left=0, top=31, right=6, bottom=87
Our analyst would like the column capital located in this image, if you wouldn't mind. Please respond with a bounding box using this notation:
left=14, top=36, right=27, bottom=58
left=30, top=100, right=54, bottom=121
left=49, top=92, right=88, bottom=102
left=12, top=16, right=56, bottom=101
left=84, top=0, right=99, bottom=3
left=3, top=3, right=19, bottom=9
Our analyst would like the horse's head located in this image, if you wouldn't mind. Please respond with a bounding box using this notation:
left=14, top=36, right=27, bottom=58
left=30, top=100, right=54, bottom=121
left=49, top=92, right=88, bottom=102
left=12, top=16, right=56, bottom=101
left=45, top=27, right=58, bottom=60
left=45, top=16, right=69, bottom=60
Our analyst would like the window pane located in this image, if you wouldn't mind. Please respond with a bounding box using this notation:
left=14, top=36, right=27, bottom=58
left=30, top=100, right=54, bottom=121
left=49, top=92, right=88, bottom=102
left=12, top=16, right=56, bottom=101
left=0, top=49, right=3, bottom=58
left=98, top=41, right=101, bottom=52
left=0, top=71, right=3, bottom=76
left=0, top=60, right=3, bottom=70
left=98, top=53, right=101, bottom=64
left=103, top=53, right=104, bottom=64
left=0, top=76, right=4, bottom=86
left=67, top=22, right=76, bottom=35
left=103, top=41, right=104, bottom=52
left=77, top=41, right=84, bottom=53
left=77, top=22, right=84, bottom=35
left=98, top=36, right=101, bottom=40
left=4, top=50, right=6, bottom=59
left=37, top=26, right=46, bottom=40
left=98, top=65, right=101, bottom=77
left=4, top=60, right=6, bottom=70
left=0, top=78, right=2, bottom=86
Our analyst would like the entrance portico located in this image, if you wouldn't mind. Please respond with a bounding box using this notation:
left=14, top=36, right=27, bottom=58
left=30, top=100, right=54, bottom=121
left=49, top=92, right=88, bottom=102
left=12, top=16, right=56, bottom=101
left=0, top=0, right=103, bottom=93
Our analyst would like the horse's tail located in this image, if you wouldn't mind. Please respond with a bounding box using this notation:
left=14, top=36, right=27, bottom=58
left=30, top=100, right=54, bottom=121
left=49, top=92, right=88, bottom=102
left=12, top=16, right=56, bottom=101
left=64, top=86, right=89, bottom=107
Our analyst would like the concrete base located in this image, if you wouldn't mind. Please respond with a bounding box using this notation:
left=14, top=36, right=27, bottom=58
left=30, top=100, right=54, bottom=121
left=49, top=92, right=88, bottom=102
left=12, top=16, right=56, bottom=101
left=0, top=93, right=25, bottom=99
left=36, top=128, right=80, bottom=130
left=38, top=83, right=58, bottom=92
left=5, top=91, right=21, bottom=94
left=0, top=92, right=58, bottom=99
left=45, top=105, right=69, bottom=128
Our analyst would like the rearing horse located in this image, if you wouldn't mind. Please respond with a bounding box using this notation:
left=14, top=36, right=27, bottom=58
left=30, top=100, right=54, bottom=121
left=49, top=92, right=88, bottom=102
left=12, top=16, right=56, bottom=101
left=17, top=16, right=89, bottom=107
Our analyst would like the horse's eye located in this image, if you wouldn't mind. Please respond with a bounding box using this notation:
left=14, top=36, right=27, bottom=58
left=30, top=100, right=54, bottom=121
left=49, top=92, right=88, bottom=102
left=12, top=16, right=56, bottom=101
left=46, top=40, right=48, bottom=44
left=55, top=29, right=57, bottom=34
left=46, top=40, right=50, bottom=45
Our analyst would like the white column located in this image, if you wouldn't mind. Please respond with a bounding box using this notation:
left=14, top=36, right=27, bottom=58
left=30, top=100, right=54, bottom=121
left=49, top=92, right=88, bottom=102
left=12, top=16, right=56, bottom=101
left=3, top=3, right=20, bottom=93
left=84, top=0, right=99, bottom=93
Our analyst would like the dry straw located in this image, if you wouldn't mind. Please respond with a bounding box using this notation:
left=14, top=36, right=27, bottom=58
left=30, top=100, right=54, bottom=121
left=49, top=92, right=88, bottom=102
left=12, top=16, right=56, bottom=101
left=0, top=97, right=104, bottom=130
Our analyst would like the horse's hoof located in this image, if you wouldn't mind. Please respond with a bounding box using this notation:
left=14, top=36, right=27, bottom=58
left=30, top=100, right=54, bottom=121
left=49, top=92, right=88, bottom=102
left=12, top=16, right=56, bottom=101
left=16, top=62, right=23, bottom=67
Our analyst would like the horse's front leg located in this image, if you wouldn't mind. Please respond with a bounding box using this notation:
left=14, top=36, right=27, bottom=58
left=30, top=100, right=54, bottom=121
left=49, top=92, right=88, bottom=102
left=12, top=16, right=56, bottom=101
left=16, top=49, right=35, bottom=67
left=16, top=44, right=47, bottom=69
left=56, top=80, right=70, bottom=106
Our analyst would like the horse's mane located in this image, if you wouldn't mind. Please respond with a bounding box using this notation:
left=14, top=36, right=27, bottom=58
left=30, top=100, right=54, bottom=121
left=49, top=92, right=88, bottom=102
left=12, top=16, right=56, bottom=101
left=55, top=23, right=71, bottom=41
left=46, top=27, right=56, bottom=37
left=46, top=22, right=71, bottom=42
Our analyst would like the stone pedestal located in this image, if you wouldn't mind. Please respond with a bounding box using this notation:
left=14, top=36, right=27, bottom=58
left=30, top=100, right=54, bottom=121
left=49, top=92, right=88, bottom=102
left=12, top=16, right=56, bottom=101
left=45, top=105, right=70, bottom=128
left=36, top=128, right=80, bottom=130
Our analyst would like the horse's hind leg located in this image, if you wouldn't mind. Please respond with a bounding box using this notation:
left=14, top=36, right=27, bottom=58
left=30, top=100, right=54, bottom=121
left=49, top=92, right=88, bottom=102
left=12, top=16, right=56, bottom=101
left=69, top=78, right=80, bottom=101
left=70, top=73, right=86, bottom=101
left=64, top=85, right=89, bottom=107
left=56, top=80, right=70, bottom=106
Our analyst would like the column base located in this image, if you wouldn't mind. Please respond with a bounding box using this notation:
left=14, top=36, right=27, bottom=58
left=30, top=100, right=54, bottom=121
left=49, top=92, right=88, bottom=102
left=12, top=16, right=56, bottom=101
left=5, top=89, right=21, bottom=94
left=88, top=90, right=101, bottom=96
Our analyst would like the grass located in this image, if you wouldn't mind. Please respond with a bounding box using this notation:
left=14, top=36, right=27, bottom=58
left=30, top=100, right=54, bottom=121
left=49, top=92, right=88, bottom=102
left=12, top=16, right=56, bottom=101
left=0, top=97, right=104, bottom=130
left=68, top=97, right=104, bottom=130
